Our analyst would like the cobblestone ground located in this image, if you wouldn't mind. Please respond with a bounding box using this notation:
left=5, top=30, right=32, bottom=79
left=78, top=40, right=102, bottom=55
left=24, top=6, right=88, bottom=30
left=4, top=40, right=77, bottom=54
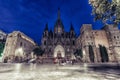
left=0, top=63, right=120, bottom=80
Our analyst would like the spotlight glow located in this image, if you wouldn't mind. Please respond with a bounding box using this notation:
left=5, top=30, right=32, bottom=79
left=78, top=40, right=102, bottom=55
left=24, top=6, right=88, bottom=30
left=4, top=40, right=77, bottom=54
left=15, top=48, right=24, bottom=57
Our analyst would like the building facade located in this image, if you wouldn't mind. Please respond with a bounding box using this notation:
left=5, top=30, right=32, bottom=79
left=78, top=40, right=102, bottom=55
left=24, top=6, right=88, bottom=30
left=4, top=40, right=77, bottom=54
left=2, top=31, right=36, bottom=62
left=2, top=9, right=120, bottom=63
left=41, top=9, right=76, bottom=60
left=76, top=24, right=120, bottom=63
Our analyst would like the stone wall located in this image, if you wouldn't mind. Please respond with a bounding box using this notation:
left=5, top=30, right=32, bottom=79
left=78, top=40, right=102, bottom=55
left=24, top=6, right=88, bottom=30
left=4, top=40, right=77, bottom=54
left=93, top=30, right=109, bottom=48
left=2, top=31, right=36, bottom=62
left=77, top=24, right=120, bottom=63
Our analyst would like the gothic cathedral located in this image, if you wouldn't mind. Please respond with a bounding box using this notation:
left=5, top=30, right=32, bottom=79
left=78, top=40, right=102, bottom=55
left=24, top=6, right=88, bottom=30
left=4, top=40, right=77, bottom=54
left=41, top=8, right=76, bottom=59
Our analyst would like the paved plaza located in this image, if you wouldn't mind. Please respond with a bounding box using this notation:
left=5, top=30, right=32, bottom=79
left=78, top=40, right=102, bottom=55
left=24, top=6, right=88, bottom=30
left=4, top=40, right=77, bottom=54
left=0, top=63, right=120, bottom=80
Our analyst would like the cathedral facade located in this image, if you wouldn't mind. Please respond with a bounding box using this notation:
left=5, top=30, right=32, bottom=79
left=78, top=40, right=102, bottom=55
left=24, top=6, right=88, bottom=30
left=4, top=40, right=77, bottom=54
left=41, top=9, right=76, bottom=60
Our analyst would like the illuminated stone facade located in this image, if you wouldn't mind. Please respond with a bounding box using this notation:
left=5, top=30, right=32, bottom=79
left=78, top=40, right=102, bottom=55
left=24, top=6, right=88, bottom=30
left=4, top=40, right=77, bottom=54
left=2, top=31, right=36, bottom=62
left=41, top=9, right=76, bottom=59
left=2, top=9, right=120, bottom=63
left=76, top=24, right=120, bottom=63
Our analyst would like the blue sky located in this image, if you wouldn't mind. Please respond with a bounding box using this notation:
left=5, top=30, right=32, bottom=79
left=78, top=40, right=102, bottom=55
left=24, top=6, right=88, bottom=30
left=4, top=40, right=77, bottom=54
left=0, top=0, right=105, bottom=44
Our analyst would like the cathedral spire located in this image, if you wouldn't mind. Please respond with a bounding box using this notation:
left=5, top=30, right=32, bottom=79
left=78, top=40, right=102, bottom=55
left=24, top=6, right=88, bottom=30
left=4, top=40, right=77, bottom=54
left=70, top=23, right=74, bottom=31
left=44, top=23, right=48, bottom=31
left=58, top=8, right=60, bottom=19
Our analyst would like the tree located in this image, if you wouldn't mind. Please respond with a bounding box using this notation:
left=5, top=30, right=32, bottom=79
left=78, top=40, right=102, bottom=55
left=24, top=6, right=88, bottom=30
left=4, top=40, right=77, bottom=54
left=33, top=47, right=44, bottom=56
left=79, top=49, right=83, bottom=58
left=74, top=49, right=83, bottom=62
left=32, top=47, right=44, bottom=63
left=74, top=49, right=83, bottom=58
left=0, top=42, right=5, bottom=57
left=89, top=0, right=120, bottom=25
left=89, top=45, right=95, bottom=62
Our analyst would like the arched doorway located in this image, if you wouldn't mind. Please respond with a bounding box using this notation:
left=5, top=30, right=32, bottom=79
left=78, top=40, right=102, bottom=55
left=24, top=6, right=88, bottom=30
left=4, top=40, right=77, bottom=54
left=54, top=45, right=65, bottom=58
left=15, top=48, right=24, bottom=62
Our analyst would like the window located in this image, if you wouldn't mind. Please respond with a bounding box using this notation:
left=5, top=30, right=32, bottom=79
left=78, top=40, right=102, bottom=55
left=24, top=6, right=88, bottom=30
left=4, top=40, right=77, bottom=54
left=114, top=36, right=116, bottom=39
left=117, top=36, right=119, bottom=39
left=86, top=36, right=88, bottom=39
left=24, top=43, right=26, bottom=47
left=73, top=41, right=75, bottom=45
left=67, top=41, right=69, bottom=45
left=20, top=42, right=22, bottom=47
left=18, top=33, right=21, bottom=37
left=44, top=41, right=46, bottom=45
left=49, top=48, right=51, bottom=52
left=91, top=42, right=93, bottom=45
left=58, top=27, right=61, bottom=33
left=90, top=36, right=92, bottom=39
left=95, top=31, right=97, bottom=34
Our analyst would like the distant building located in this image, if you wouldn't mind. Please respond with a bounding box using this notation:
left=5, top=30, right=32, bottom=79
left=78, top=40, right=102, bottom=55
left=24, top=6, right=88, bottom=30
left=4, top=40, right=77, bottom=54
left=76, top=24, right=120, bottom=63
left=2, top=31, right=36, bottom=62
left=41, top=8, right=76, bottom=60
left=0, top=30, right=7, bottom=42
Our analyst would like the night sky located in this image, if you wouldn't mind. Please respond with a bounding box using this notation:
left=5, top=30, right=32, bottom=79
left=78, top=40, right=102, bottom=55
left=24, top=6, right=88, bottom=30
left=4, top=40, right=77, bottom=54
left=0, top=0, right=105, bottom=44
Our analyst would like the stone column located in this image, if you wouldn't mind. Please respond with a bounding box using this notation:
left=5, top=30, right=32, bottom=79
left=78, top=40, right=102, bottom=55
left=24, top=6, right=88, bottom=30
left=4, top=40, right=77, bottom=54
left=96, top=48, right=101, bottom=62
left=114, top=47, right=120, bottom=63
left=93, top=47, right=98, bottom=63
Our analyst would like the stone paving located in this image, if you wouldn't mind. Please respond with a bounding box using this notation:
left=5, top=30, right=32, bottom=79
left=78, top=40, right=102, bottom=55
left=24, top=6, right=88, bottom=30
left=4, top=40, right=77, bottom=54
left=0, top=63, right=120, bottom=80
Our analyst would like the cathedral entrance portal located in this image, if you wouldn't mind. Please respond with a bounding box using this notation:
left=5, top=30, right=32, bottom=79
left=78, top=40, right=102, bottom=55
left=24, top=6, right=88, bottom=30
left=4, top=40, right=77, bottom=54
left=54, top=45, right=65, bottom=58
left=57, top=51, right=62, bottom=59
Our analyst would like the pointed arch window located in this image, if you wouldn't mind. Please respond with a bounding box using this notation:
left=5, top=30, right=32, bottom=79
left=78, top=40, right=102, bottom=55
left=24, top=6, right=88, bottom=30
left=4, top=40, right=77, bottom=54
left=44, top=41, right=46, bottom=45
